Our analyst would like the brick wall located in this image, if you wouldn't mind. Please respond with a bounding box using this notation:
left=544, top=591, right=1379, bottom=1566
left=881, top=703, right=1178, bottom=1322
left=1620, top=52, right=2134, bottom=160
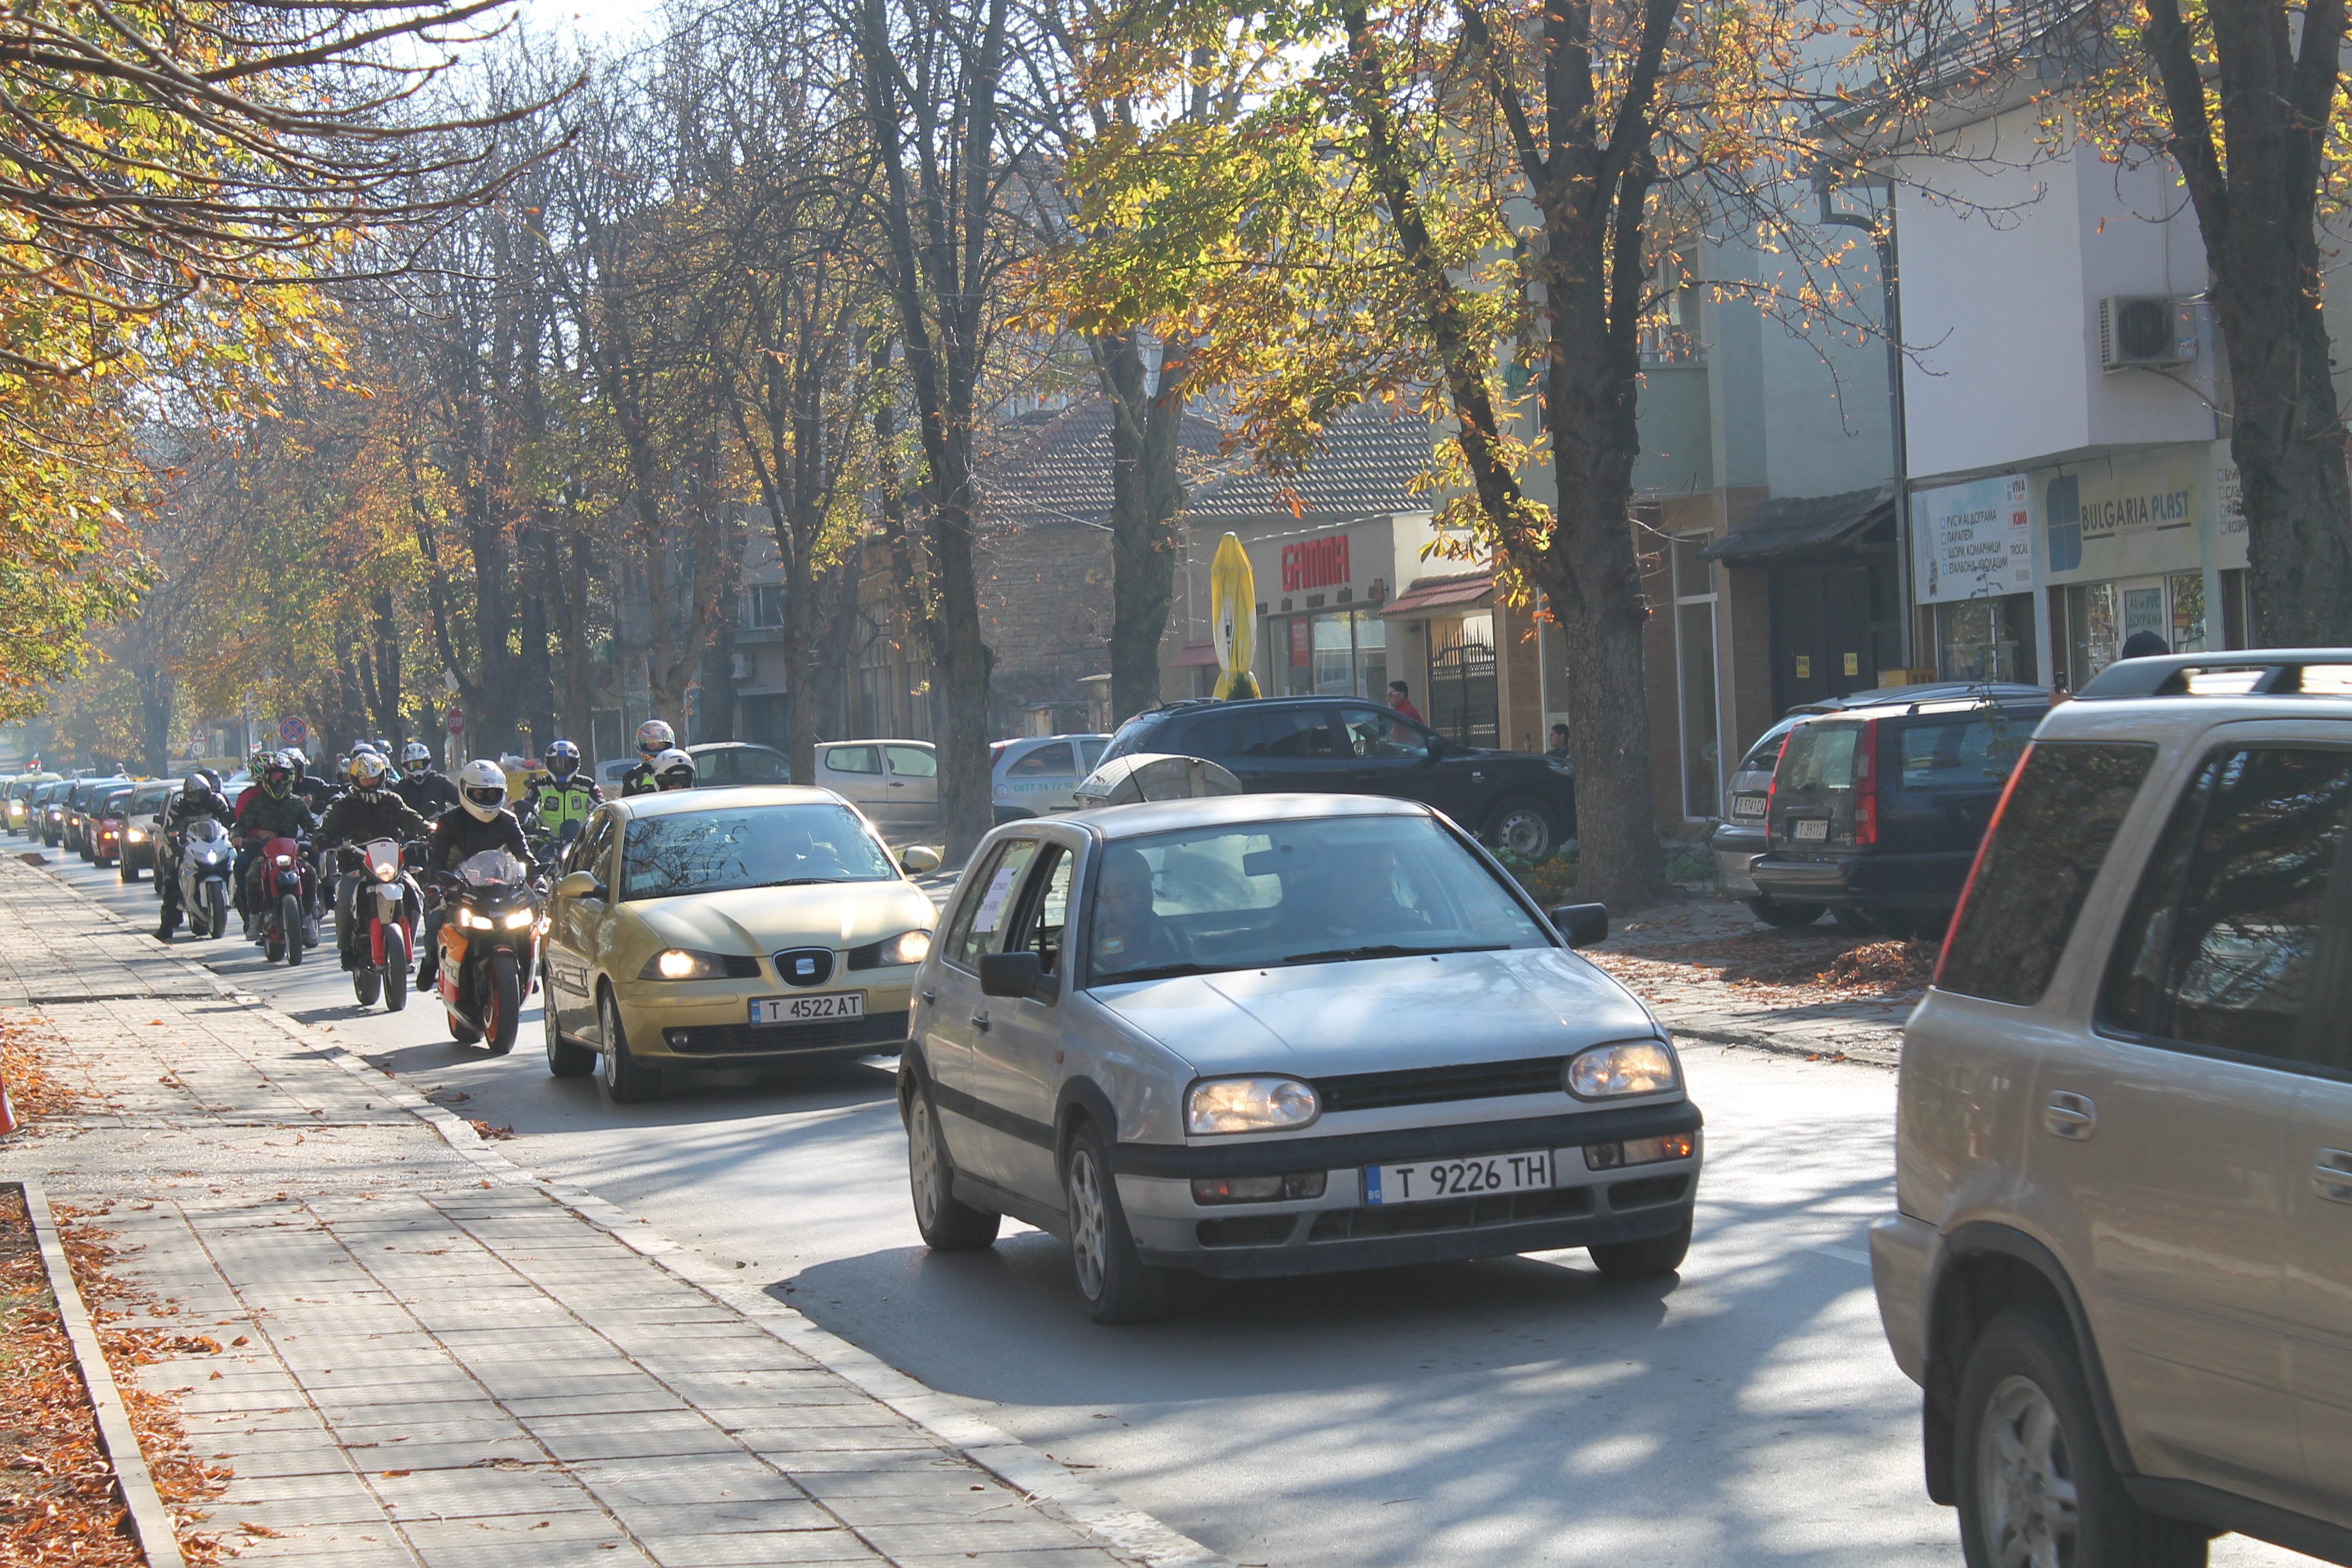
left=977, top=522, right=1113, bottom=734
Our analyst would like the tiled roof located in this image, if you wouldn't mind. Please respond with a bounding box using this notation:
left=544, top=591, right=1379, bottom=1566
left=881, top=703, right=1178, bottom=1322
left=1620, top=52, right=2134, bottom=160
left=1185, top=400, right=1445, bottom=522
left=977, top=398, right=1233, bottom=532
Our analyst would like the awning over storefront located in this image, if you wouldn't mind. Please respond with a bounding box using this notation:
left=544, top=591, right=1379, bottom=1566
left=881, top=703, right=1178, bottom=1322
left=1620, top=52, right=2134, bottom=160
left=1169, top=642, right=1219, bottom=667
left=1700, top=484, right=1896, bottom=565
left=1380, top=571, right=1493, bottom=617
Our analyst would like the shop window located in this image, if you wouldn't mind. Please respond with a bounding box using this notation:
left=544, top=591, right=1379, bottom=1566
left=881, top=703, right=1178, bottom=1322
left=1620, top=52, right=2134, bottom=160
left=2059, top=574, right=2209, bottom=692
left=1935, top=592, right=2038, bottom=685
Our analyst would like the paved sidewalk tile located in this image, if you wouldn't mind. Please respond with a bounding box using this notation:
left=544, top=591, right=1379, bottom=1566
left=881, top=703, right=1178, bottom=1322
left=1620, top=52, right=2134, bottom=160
left=0, top=854, right=1163, bottom=1568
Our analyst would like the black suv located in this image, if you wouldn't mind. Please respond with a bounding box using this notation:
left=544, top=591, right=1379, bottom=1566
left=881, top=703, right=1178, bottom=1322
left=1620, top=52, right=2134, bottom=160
left=1099, top=698, right=1577, bottom=858
left=1748, top=692, right=2048, bottom=939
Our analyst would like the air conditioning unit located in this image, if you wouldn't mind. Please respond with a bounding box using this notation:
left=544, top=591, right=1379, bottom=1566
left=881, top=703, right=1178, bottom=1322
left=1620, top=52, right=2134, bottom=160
left=728, top=652, right=753, bottom=682
left=2098, top=295, right=2198, bottom=371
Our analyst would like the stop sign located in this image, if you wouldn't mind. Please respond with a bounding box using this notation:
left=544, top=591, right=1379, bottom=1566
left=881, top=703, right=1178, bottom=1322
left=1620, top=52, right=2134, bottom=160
left=444, top=706, right=464, bottom=735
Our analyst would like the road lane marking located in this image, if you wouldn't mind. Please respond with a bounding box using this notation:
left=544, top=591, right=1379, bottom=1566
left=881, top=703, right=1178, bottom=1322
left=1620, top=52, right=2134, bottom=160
left=1810, top=1245, right=1871, bottom=1267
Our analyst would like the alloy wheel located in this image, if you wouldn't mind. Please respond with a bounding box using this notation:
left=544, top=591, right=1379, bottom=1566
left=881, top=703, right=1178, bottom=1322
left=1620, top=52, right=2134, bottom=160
left=909, top=1096, right=943, bottom=1228
left=1066, top=1147, right=1108, bottom=1300
left=1976, top=1374, right=2079, bottom=1568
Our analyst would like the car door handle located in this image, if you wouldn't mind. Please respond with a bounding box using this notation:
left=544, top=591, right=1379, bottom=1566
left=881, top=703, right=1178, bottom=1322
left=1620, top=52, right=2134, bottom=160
left=2315, top=1149, right=2352, bottom=1204
left=2043, top=1093, right=2097, bottom=1140
left=970, top=1011, right=989, bottom=1032
left=918, top=989, right=935, bottom=1005
left=889, top=780, right=906, bottom=787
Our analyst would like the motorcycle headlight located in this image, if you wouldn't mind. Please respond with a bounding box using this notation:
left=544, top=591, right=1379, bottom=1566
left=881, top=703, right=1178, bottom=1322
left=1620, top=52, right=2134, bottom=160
left=1564, top=1039, right=1681, bottom=1100
left=374, top=863, right=397, bottom=881
left=1186, top=1076, right=1320, bottom=1136
left=876, top=929, right=932, bottom=966
left=460, top=910, right=495, bottom=930
left=502, top=908, right=533, bottom=929
left=273, top=853, right=293, bottom=867
left=641, top=948, right=728, bottom=981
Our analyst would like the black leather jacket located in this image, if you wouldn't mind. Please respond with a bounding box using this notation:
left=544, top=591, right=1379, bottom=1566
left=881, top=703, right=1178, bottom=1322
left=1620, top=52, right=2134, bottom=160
left=163, top=788, right=233, bottom=837
left=424, top=805, right=531, bottom=875
left=318, top=789, right=432, bottom=852
left=395, top=772, right=460, bottom=816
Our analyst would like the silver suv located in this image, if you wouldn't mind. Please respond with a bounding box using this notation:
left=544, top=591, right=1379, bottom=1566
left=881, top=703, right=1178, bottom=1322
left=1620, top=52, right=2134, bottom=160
left=1874, top=650, right=2352, bottom=1568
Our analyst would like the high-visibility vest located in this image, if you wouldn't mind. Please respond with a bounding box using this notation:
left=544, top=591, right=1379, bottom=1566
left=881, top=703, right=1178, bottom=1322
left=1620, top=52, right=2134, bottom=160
left=535, top=779, right=598, bottom=831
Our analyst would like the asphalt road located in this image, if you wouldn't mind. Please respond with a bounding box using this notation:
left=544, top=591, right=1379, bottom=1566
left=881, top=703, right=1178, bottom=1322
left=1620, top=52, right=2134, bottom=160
left=39, top=846, right=2314, bottom=1568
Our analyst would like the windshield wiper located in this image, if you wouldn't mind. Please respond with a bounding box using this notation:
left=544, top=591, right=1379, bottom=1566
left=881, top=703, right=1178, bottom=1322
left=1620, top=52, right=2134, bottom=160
left=1096, top=961, right=1232, bottom=983
left=1280, top=943, right=1508, bottom=966
left=753, top=877, right=846, bottom=888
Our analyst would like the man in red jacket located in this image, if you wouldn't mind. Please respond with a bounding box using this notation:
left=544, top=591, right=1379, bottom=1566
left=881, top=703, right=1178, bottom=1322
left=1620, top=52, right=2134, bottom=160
left=1386, top=680, right=1424, bottom=725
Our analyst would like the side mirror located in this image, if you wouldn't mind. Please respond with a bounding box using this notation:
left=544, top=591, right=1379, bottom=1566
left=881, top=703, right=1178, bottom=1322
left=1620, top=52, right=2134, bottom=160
left=556, top=870, right=603, bottom=901
left=900, top=844, right=942, bottom=874
left=1550, top=902, right=1609, bottom=949
left=978, top=950, right=1056, bottom=1003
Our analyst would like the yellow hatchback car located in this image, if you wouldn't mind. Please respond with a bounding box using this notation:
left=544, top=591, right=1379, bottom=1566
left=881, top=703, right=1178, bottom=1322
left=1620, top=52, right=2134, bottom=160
left=539, top=786, right=941, bottom=1103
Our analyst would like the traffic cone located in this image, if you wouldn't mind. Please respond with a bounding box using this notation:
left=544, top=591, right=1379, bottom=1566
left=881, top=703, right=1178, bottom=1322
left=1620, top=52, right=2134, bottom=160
left=0, top=1075, right=19, bottom=1137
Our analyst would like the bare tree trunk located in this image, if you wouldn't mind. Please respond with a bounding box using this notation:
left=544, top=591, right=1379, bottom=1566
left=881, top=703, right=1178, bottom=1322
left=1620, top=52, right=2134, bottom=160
left=1095, top=330, right=1191, bottom=723
left=2145, top=0, right=2352, bottom=646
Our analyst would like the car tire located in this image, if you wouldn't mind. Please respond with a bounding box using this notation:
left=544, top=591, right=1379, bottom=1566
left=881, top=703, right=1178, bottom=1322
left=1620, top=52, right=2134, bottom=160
left=542, top=969, right=594, bottom=1077
left=597, top=990, right=661, bottom=1104
left=1484, top=796, right=1560, bottom=860
left=1746, top=895, right=1826, bottom=929
left=906, top=1075, right=1000, bottom=1251
left=1954, top=1304, right=2208, bottom=1568
left=1587, top=1212, right=1692, bottom=1278
left=119, top=861, right=136, bottom=884
left=1063, top=1121, right=1173, bottom=1325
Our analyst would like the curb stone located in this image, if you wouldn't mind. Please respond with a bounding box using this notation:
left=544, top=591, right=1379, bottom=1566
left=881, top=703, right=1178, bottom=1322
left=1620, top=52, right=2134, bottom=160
left=14, top=1178, right=189, bottom=1568
left=34, top=861, right=1238, bottom=1568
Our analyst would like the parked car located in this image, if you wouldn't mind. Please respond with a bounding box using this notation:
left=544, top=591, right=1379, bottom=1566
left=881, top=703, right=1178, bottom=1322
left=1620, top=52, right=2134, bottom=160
left=4, top=772, right=57, bottom=836
left=85, top=785, right=134, bottom=867
left=813, top=739, right=939, bottom=830
left=1747, top=691, right=2049, bottom=939
left=900, top=792, right=1696, bottom=1323
left=685, top=741, right=791, bottom=787
left=1873, top=649, right=2352, bottom=1568
left=1714, top=682, right=2049, bottom=923
left=1098, top=698, right=1578, bottom=859
left=539, top=785, right=944, bottom=1104
left=119, top=780, right=175, bottom=881
left=990, top=734, right=1111, bottom=821
left=594, top=758, right=635, bottom=791
left=63, top=776, right=129, bottom=858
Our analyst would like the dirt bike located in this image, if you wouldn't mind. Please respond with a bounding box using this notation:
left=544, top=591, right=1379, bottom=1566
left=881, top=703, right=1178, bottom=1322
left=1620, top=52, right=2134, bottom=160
left=434, top=848, right=542, bottom=1054
left=341, top=838, right=421, bottom=1012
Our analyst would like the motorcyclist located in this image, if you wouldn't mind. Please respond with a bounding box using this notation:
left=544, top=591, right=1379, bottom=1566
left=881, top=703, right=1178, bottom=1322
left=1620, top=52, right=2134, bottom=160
left=393, top=743, right=459, bottom=817
left=233, top=752, right=322, bottom=943
left=520, top=740, right=602, bottom=841
left=415, top=759, right=532, bottom=990
left=155, top=771, right=234, bottom=941
left=315, top=753, right=431, bottom=972
left=649, top=748, right=698, bottom=791
left=285, top=749, right=335, bottom=813
left=616, top=720, right=676, bottom=797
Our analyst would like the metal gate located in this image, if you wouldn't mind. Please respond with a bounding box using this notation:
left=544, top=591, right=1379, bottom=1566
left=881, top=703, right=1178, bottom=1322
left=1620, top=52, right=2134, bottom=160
left=1427, top=640, right=1498, bottom=749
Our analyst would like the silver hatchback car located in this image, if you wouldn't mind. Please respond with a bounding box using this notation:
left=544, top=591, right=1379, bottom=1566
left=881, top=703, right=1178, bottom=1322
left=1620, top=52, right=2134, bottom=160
left=900, top=793, right=1702, bottom=1322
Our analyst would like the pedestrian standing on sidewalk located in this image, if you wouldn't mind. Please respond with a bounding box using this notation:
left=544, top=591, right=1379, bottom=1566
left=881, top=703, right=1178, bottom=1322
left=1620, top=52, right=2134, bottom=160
left=1387, top=680, right=1423, bottom=725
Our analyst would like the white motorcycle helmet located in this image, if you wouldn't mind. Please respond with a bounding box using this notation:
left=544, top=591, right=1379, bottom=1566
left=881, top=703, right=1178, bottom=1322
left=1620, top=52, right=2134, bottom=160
left=650, top=748, right=698, bottom=791
left=401, top=741, right=434, bottom=771
left=458, top=759, right=509, bottom=822
left=635, top=718, right=676, bottom=758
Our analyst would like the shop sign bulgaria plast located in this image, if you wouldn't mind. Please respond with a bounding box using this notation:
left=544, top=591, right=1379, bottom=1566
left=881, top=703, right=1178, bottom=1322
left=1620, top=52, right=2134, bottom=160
left=1913, top=475, right=2033, bottom=605
left=2042, top=452, right=2212, bottom=582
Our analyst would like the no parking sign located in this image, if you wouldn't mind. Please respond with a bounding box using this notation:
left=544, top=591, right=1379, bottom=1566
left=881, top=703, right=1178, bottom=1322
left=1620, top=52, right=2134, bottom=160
left=278, top=715, right=308, bottom=750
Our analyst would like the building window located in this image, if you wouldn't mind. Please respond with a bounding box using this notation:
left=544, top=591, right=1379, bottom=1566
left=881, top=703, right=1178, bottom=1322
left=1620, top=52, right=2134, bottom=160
left=741, top=585, right=785, bottom=629
left=2057, top=573, right=2209, bottom=691
left=1934, top=592, right=2038, bottom=685
left=1672, top=535, right=1719, bottom=819
left=1267, top=608, right=1386, bottom=699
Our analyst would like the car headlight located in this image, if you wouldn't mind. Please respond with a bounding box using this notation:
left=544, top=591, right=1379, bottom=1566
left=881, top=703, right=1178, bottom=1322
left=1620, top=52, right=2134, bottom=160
left=502, top=908, right=534, bottom=929
left=876, top=929, right=931, bottom=966
left=641, top=948, right=729, bottom=981
left=1186, top=1076, right=1320, bottom=1135
left=126, top=828, right=144, bottom=842
left=1565, top=1039, right=1680, bottom=1099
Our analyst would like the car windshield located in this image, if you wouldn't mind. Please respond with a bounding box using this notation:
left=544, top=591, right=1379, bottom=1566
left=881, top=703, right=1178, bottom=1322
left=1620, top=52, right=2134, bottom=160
left=1087, top=814, right=1551, bottom=986
left=131, top=785, right=171, bottom=813
left=620, top=802, right=896, bottom=901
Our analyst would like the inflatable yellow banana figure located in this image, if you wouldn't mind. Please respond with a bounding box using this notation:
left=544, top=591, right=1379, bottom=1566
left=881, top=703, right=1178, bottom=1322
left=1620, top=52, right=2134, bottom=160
left=1210, top=532, right=1261, bottom=701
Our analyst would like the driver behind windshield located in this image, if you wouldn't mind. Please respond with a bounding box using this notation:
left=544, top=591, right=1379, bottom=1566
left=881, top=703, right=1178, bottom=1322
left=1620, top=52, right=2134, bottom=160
left=1091, top=848, right=1180, bottom=971
left=1294, top=845, right=1427, bottom=943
